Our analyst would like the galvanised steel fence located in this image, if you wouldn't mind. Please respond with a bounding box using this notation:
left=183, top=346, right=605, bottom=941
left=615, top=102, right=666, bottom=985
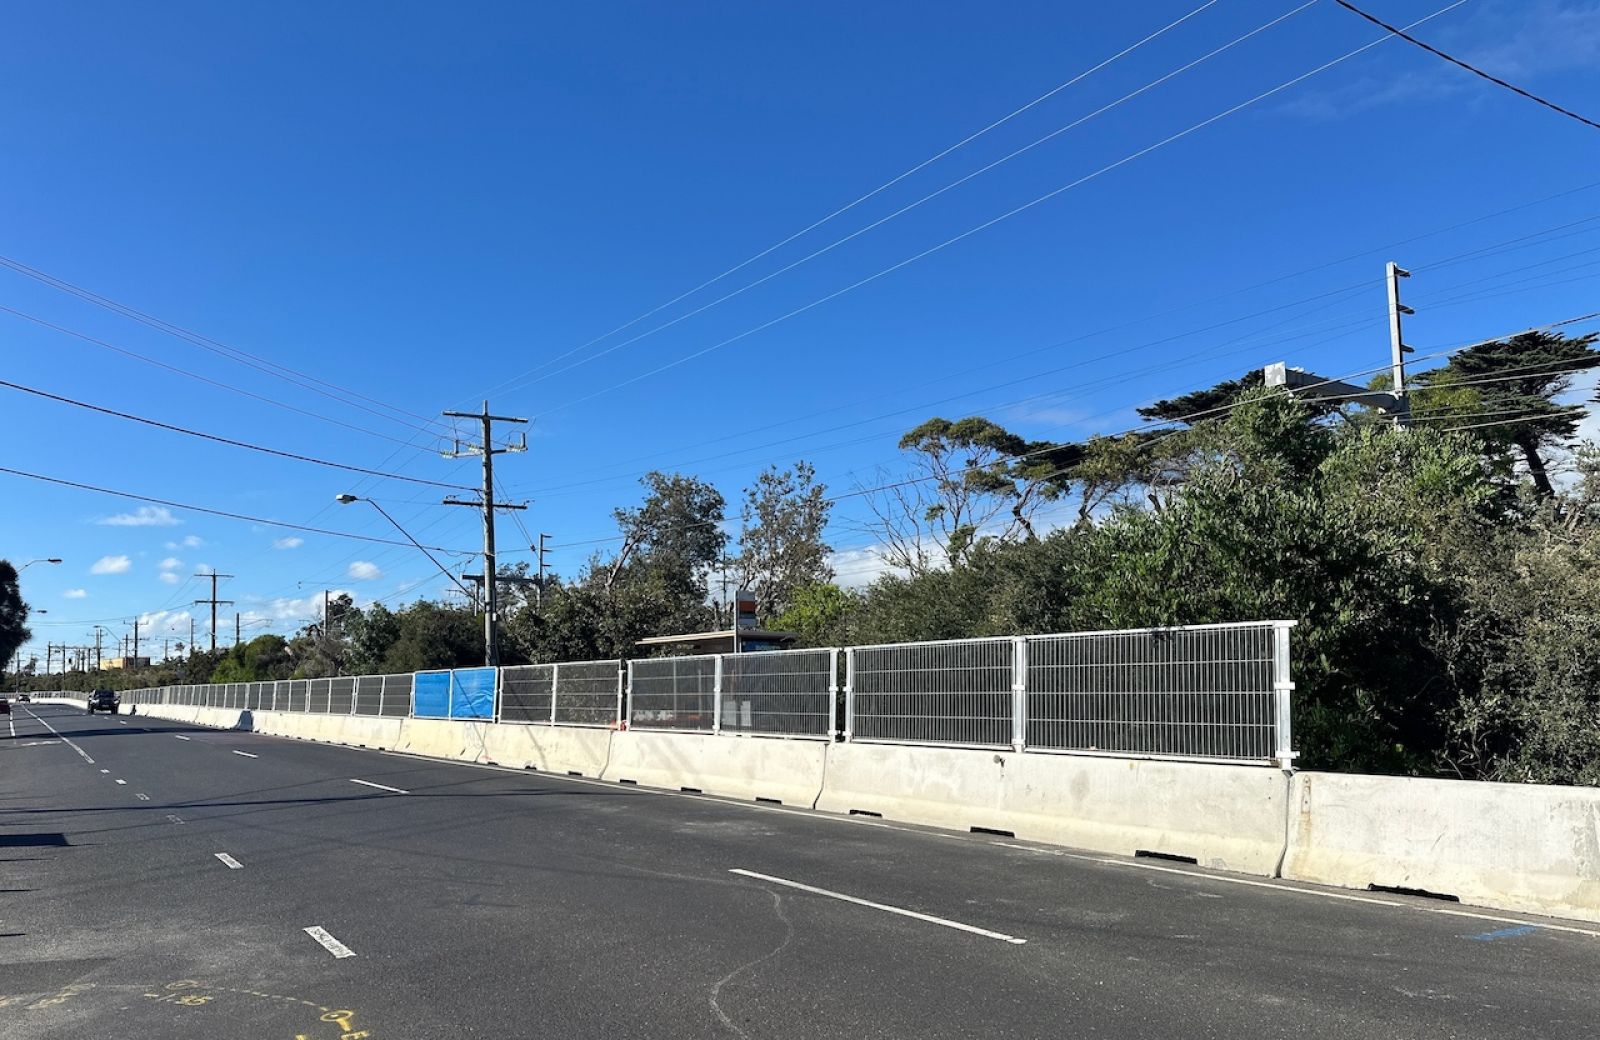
left=124, top=674, right=415, bottom=716
left=844, top=621, right=1294, bottom=764
left=116, top=620, right=1294, bottom=765
left=499, top=660, right=623, bottom=727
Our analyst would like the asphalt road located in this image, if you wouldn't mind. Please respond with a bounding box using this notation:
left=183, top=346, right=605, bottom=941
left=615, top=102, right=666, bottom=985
left=3, top=702, right=1598, bottom=1039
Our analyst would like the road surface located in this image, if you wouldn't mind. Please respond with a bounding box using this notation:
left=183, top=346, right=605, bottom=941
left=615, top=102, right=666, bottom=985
left=3, top=702, right=1597, bottom=1038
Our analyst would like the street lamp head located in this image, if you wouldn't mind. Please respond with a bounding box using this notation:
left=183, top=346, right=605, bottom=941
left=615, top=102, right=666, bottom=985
left=45, top=558, right=61, bottom=564
left=335, top=494, right=359, bottom=504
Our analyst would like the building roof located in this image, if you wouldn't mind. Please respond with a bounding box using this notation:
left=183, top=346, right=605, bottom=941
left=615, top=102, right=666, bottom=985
left=633, top=629, right=799, bottom=654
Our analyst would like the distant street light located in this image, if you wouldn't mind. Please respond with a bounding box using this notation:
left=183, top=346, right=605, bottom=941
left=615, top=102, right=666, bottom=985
left=18, top=558, right=62, bottom=572
left=334, top=494, right=473, bottom=598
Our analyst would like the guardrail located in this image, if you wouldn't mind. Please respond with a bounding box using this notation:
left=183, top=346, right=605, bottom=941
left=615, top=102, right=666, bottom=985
left=117, top=619, right=1294, bottom=765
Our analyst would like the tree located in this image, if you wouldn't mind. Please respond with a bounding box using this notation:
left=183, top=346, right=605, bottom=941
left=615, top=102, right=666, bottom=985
left=0, top=560, right=31, bottom=670
left=1424, top=331, right=1600, bottom=498
left=771, top=582, right=858, bottom=646
left=211, top=634, right=293, bottom=682
left=736, top=462, right=833, bottom=621
left=1137, top=370, right=1265, bottom=426
left=860, top=416, right=1068, bottom=574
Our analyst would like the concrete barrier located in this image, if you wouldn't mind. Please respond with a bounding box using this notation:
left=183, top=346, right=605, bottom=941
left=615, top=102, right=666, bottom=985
left=479, top=723, right=614, bottom=777
left=1284, top=772, right=1600, bottom=923
left=604, top=731, right=829, bottom=806
left=395, top=716, right=489, bottom=763
left=815, top=743, right=1291, bottom=876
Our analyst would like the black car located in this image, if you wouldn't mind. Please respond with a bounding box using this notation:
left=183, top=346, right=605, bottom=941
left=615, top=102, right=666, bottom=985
left=87, top=690, right=120, bottom=714
left=18, top=693, right=30, bottom=702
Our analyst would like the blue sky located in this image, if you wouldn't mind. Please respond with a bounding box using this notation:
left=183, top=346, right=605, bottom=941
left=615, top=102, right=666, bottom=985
left=5, top=0, right=1599, bottom=665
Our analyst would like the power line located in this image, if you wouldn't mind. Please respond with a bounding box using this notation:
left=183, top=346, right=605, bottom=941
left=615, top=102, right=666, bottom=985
left=0, top=466, right=475, bottom=553
left=493, top=1, right=1318, bottom=397
left=0, top=303, right=438, bottom=451
left=474, top=0, right=1228, bottom=399
left=1332, top=0, right=1600, bottom=133
left=0, top=378, right=477, bottom=491
left=0, top=255, right=455, bottom=437
left=531, top=0, right=1472, bottom=419
left=532, top=308, right=1600, bottom=552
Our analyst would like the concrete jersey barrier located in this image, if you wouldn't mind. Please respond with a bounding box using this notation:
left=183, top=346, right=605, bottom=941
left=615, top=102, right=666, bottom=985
left=603, top=730, right=828, bottom=806
left=1284, top=771, right=1600, bottom=923
left=815, top=742, right=1292, bottom=876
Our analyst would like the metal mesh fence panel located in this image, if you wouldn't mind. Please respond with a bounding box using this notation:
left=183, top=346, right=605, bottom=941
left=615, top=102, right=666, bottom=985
left=312, top=678, right=333, bottom=714
left=354, top=676, right=383, bottom=715
left=630, top=657, right=716, bottom=731
left=1025, top=623, right=1279, bottom=761
left=849, top=638, right=1014, bottom=747
left=379, top=674, right=413, bottom=717
left=499, top=664, right=555, bottom=723
left=554, top=660, right=622, bottom=726
left=721, top=649, right=834, bottom=738
left=329, top=676, right=355, bottom=714
left=287, top=679, right=308, bottom=713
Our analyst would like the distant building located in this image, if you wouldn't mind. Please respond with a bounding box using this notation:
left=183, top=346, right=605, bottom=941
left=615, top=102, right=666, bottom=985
left=101, top=656, right=152, bottom=670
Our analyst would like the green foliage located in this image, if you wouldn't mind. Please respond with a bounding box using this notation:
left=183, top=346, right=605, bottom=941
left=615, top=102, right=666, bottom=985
left=0, top=560, right=31, bottom=669
left=736, top=462, right=833, bottom=621
left=772, top=582, right=859, bottom=647
left=210, top=634, right=292, bottom=682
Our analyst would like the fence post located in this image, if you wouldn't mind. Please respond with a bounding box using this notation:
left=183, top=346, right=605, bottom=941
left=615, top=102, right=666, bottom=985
left=842, top=648, right=856, bottom=742
left=622, top=660, right=633, bottom=729
left=712, top=655, right=724, bottom=735
left=1011, top=636, right=1028, bottom=753
left=550, top=663, right=560, bottom=725
left=828, top=647, right=840, bottom=740
left=1272, top=621, right=1297, bottom=769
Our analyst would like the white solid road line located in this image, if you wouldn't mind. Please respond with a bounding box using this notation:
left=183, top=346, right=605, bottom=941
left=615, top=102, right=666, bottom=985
left=214, top=853, right=244, bottom=870
left=174, top=735, right=191, bottom=741
left=22, top=709, right=95, bottom=764
left=729, top=868, right=1028, bottom=945
left=231, top=750, right=259, bottom=758
left=350, top=778, right=408, bottom=794
left=7, top=717, right=13, bottom=738
left=304, top=925, right=356, bottom=959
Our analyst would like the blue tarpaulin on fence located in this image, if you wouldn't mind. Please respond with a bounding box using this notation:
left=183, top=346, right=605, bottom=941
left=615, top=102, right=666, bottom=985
left=412, top=670, right=451, bottom=719
left=448, top=667, right=497, bottom=720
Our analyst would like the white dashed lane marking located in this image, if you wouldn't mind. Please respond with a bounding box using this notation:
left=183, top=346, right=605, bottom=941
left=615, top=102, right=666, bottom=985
left=304, top=926, right=356, bottom=959
left=350, top=779, right=408, bottom=795
left=214, top=853, right=244, bottom=870
left=232, top=750, right=258, bottom=758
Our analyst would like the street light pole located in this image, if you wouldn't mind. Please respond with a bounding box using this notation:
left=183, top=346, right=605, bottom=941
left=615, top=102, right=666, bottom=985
left=334, top=495, right=473, bottom=600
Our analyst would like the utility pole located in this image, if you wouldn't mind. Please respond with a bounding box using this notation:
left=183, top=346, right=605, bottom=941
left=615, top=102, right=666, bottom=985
left=1387, top=261, right=1414, bottom=428
left=194, top=572, right=234, bottom=654
left=537, top=533, right=551, bottom=608
left=189, top=617, right=196, bottom=654
left=442, top=401, right=528, bottom=668
left=235, top=612, right=241, bottom=647
left=132, top=616, right=140, bottom=659
left=1264, top=260, right=1414, bottom=423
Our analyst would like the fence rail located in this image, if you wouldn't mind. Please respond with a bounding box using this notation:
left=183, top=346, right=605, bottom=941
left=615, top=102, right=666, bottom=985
left=115, top=619, right=1294, bottom=765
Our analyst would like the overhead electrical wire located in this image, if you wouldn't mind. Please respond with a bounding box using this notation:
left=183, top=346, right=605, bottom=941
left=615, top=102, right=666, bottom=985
left=528, top=307, right=1600, bottom=552
left=1332, top=0, right=1600, bottom=133
left=493, top=1, right=1320, bottom=396
left=529, top=0, right=1472, bottom=419
left=0, top=255, right=455, bottom=438
left=473, top=0, right=1229, bottom=399
left=0, top=303, right=441, bottom=451
left=0, top=466, right=475, bottom=554
left=0, top=379, right=477, bottom=491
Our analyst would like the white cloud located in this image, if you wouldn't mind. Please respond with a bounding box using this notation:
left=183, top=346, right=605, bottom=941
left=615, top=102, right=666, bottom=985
left=90, top=554, right=132, bottom=575
left=348, top=561, right=383, bottom=581
left=159, top=557, right=183, bottom=570
left=137, top=609, right=193, bottom=639
left=98, top=505, right=179, bottom=527
left=829, top=546, right=894, bottom=590
left=273, top=536, right=304, bottom=550
left=165, top=535, right=203, bottom=549
left=159, top=572, right=181, bottom=585
left=63, top=588, right=88, bottom=599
